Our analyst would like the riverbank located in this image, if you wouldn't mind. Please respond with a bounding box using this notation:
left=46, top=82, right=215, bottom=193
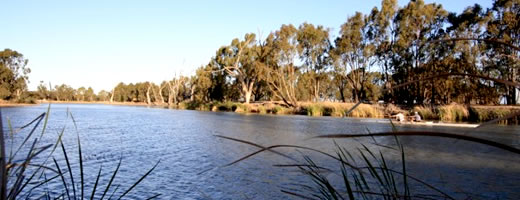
left=3, top=100, right=519, bottom=124
left=177, top=101, right=520, bottom=124
left=38, top=100, right=149, bottom=106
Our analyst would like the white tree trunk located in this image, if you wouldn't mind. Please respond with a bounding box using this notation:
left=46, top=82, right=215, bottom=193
left=110, top=88, right=115, bottom=103
left=146, top=84, right=152, bottom=105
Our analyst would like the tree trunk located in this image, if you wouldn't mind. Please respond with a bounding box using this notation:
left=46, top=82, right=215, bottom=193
left=146, top=84, right=152, bottom=105
left=190, top=85, right=196, bottom=101
left=242, top=80, right=255, bottom=104
left=109, top=88, right=115, bottom=103
left=244, top=90, right=252, bottom=104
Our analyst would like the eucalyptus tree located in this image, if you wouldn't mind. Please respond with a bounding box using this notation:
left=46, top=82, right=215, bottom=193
left=36, top=81, right=49, bottom=100
left=167, top=75, right=188, bottom=105
left=54, top=84, right=75, bottom=101
left=76, top=87, right=86, bottom=101
left=332, top=12, right=377, bottom=103
left=484, top=0, right=520, bottom=104
left=392, top=0, right=448, bottom=104
left=85, top=87, right=95, bottom=101
left=97, top=90, right=110, bottom=101
left=367, top=0, right=398, bottom=102
left=217, top=33, right=260, bottom=104
left=296, top=23, right=331, bottom=102
left=443, top=4, right=491, bottom=104
left=191, top=65, right=213, bottom=102
left=261, top=24, right=300, bottom=107
left=146, top=82, right=153, bottom=104
left=0, top=49, right=30, bottom=100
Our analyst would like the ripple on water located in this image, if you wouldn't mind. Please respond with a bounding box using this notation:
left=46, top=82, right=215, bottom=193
left=2, top=104, right=520, bottom=199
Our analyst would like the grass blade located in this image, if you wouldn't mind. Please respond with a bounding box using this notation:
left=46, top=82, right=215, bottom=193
left=315, top=131, right=520, bottom=154
left=90, top=165, right=103, bottom=200
left=53, top=158, right=71, bottom=200
left=100, top=157, right=122, bottom=200
left=60, top=140, right=77, bottom=199
left=117, top=160, right=160, bottom=200
left=0, top=110, right=7, bottom=200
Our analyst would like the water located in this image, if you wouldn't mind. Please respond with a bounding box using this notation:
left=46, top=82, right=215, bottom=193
left=2, top=104, right=520, bottom=199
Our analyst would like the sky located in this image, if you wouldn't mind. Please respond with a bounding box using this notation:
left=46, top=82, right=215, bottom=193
left=1, top=0, right=493, bottom=92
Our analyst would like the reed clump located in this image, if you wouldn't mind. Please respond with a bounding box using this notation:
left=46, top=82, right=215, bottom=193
left=469, top=106, right=520, bottom=124
left=413, top=106, right=437, bottom=120
left=302, top=103, right=324, bottom=116
left=437, top=103, right=469, bottom=122
left=288, top=102, right=385, bottom=118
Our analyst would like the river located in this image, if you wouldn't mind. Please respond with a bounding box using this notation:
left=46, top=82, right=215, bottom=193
left=2, top=104, right=520, bottom=199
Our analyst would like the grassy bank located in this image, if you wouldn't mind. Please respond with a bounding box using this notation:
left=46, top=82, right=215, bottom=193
left=10, top=100, right=519, bottom=124
left=413, top=104, right=520, bottom=124
left=180, top=101, right=519, bottom=124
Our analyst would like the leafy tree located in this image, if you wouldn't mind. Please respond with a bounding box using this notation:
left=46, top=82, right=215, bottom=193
left=391, top=0, right=448, bottom=105
left=332, top=12, right=376, bottom=102
left=296, top=23, right=331, bottom=102
left=261, top=24, right=300, bottom=107
left=0, top=49, right=30, bottom=100
left=36, top=81, right=50, bottom=100
left=484, top=0, right=520, bottom=104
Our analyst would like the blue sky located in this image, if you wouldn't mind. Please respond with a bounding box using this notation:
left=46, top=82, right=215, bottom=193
left=1, top=0, right=493, bottom=92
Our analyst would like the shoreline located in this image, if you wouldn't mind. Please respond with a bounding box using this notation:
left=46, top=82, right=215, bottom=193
left=2, top=101, right=519, bottom=125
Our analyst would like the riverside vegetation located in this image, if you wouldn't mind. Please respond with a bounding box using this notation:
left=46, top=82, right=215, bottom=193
left=1, top=0, right=520, bottom=199
left=2, top=0, right=520, bottom=119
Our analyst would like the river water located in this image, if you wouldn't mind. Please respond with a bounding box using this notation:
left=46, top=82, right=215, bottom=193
left=2, top=104, right=520, bottom=199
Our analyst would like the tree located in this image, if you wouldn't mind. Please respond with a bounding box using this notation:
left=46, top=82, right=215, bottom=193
left=261, top=24, right=300, bottom=107
left=167, top=75, right=187, bottom=106
left=217, top=33, right=261, bottom=104
left=85, top=87, right=95, bottom=101
left=76, top=87, right=86, bottom=101
left=191, top=65, right=213, bottom=102
left=296, top=23, right=331, bottom=102
left=97, top=90, right=110, bottom=101
left=484, top=0, right=520, bottom=105
left=0, top=49, right=30, bottom=100
left=391, top=0, right=448, bottom=105
left=332, top=12, right=376, bottom=102
left=36, top=81, right=49, bottom=100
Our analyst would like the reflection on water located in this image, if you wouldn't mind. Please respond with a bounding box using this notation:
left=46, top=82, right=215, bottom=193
left=2, top=104, right=520, bottom=199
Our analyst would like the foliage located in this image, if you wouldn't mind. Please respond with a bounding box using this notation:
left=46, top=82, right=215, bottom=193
left=6, top=0, right=520, bottom=109
left=0, top=49, right=30, bottom=101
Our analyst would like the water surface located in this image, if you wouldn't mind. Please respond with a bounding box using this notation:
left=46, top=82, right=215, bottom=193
left=2, top=104, right=520, bottom=199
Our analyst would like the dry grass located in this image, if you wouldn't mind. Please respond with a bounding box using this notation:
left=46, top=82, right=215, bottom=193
left=413, top=106, right=437, bottom=120
left=469, top=106, right=520, bottom=124
left=437, top=103, right=469, bottom=122
left=299, top=102, right=384, bottom=118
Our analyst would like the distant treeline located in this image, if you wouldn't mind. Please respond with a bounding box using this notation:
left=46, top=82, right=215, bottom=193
left=2, top=0, right=519, bottom=107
